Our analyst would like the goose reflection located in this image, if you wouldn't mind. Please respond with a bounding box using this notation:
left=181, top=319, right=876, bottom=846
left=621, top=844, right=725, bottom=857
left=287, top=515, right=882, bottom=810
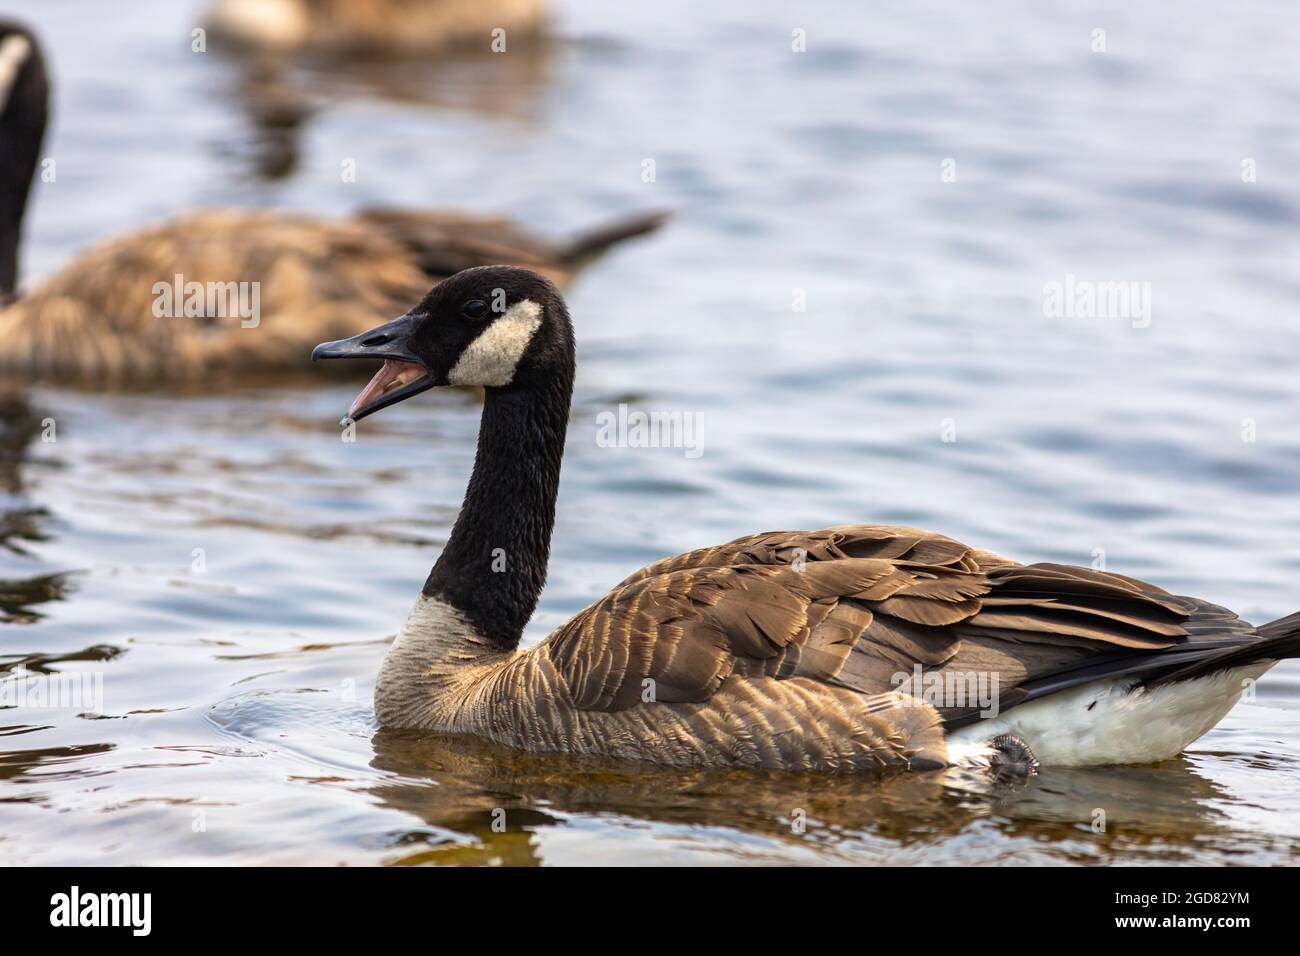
left=0, top=741, right=114, bottom=784
left=366, top=729, right=1237, bottom=865
left=0, top=392, right=60, bottom=580
left=0, top=392, right=52, bottom=497
left=205, top=15, right=554, bottom=182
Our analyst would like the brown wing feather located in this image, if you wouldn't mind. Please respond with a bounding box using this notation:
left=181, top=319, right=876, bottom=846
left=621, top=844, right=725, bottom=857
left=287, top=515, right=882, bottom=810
left=541, top=525, right=1236, bottom=761
left=549, top=560, right=897, bottom=709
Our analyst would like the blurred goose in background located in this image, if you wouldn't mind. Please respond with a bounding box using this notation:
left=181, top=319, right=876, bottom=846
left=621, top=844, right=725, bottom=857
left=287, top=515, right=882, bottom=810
left=206, top=0, right=544, bottom=57
left=314, top=266, right=1300, bottom=774
left=0, top=20, right=665, bottom=383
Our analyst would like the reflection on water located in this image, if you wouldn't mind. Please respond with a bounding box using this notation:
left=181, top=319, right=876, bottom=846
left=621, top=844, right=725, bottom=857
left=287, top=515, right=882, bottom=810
left=2, top=0, right=1300, bottom=864
left=212, top=44, right=554, bottom=181
left=0, top=742, right=115, bottom=787
left=360, top=725, right=1298, bottom=866
left=362, top=728, right=1297, bottom=866
left=201, top=0, right=556, bottom=182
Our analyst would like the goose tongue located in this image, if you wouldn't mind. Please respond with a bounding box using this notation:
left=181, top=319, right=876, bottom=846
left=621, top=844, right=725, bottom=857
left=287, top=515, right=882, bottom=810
left=349, top=360, right=426, bottom=419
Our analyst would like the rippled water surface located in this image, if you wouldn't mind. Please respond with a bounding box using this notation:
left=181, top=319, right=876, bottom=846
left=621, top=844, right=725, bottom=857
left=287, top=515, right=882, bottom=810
left=3, top=0, right=1300, bottom=865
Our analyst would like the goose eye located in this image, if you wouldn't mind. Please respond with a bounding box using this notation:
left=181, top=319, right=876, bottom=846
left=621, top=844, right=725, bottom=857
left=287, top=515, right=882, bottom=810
left=462, top=299, right=489, bottom=320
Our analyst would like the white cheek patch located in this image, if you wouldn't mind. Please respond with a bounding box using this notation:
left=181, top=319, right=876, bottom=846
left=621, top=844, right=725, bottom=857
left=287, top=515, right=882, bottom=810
left=0, top=34, right=32, bottom=106
left=448, top=299, right=543, bottom=387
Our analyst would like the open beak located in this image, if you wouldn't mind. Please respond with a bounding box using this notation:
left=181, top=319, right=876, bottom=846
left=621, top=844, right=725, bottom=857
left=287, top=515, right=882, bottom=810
left=311, top=313, right=437, bottom=422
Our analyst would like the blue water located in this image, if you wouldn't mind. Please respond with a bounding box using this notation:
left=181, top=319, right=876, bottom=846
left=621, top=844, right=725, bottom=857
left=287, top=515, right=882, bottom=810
left=1, top=0, right=1299, bottom=864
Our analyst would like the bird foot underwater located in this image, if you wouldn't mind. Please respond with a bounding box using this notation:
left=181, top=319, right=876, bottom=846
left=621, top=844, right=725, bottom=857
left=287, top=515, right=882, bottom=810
left=988, top=734, right=1040, bottom=777
left=949, top=734, right=1040, bottom=778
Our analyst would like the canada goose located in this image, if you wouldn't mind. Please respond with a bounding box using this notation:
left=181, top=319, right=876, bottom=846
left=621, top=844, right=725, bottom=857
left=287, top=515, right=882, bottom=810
left=206, top=0, right=544, bottom=57
left=313, top=265, right=1300, bottom=774
left=0, top=21, right=664, bottom=383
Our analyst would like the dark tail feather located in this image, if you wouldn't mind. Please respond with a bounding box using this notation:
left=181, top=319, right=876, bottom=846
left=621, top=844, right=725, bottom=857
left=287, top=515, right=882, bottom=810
left=1146, top=611, right=1300, bottom=687
left=557, top=210, right=672, bottom=265
left=1259, top=610, right=1300, bottom=641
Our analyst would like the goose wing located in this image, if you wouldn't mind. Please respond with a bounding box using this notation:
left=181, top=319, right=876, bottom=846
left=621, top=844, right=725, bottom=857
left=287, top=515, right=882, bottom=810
left=354, top=208, right=570, bottom=281
left=548, top=526, right=1254, bottom=733
left=542, top=555, right=960, bottom=769
left=356, top=207, right=670, bottom=278
left=547, top=553, right=985, bottom=709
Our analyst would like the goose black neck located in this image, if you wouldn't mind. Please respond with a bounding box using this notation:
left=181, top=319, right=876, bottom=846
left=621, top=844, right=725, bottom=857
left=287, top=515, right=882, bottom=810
left=0, top=28, right=48, bottom=302
left=422, top=360, right=574, bottom=650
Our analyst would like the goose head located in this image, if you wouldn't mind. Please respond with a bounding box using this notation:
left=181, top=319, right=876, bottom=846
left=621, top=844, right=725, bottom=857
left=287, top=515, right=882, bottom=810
left=0, top=20, right=48, bottom=302
left=312, top=265, right=574, bottom=421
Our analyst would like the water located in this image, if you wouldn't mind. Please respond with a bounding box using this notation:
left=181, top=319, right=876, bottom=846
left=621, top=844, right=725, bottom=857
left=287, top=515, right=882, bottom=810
left=2, top=0, right=1300, bottom=865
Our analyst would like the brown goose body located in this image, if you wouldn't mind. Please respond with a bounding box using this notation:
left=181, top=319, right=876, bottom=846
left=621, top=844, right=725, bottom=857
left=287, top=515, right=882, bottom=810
left=205, top=0, right=544, bottom=57
left=0, top=206, right=665, bottom=383
left=315, top=266, right=1300, bottom=774
left=0, top=21, right=665, bottom=384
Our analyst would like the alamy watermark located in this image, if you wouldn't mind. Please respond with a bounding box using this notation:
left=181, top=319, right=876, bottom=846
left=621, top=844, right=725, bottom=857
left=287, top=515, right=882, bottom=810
left=50, top=886, right=150, bottom=936
left=1043, top=274, right=1151, bottom=328
left=0, top=671, right=104, bottom=713
left=152, top=274, right=261, bottom=328
left=595, top=403, right=704, bottom=459
left=891, top=665, right=1000, bottom=718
